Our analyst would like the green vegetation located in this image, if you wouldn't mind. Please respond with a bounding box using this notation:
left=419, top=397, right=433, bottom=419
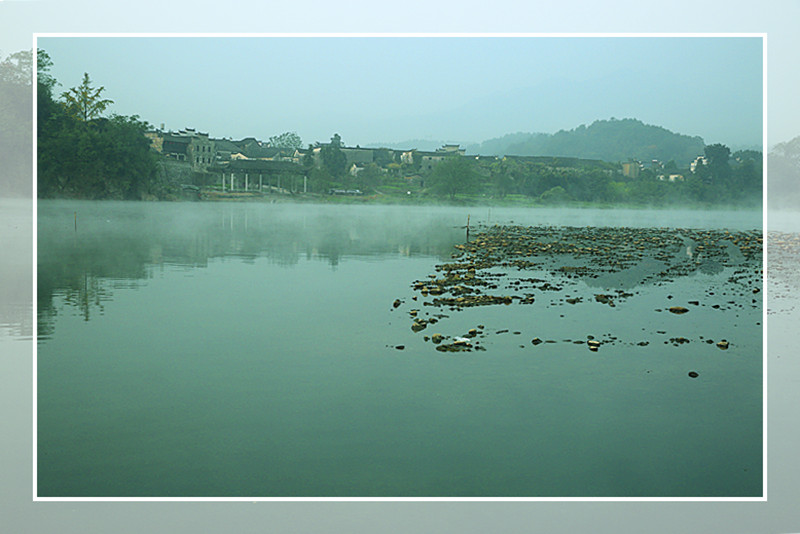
left=472, top=118, right=706, bottom=165
left=29, top=50, right=761, bottom=207
left=268, top=131, right=302, bottom=149
left=427, top=156, right=480, bottom=199
left=37, top=51, right=162, bottom=200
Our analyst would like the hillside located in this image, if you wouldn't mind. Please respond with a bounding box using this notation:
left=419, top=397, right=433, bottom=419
left=469, top=118, right=707, bottom=166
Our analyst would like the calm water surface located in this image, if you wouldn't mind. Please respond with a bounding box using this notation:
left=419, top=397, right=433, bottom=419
left=36, top=201, right=763, bottom=497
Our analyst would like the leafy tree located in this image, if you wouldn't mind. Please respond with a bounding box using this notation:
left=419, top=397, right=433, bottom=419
left=321, top=134, right=346, bottom=177
left=489, top=160, right=515, bottom=198
left=61, top=72, right=114, bottom=122
left=540, top=185, right=570, bottom=204
left=353, top=163, right=384, bottom=191
left=268, top=131, right=302, bottom=149
left=37, top=48, right=57, bottom=92
left=37, top=57, right=158, bottom=199
left=703, top=143, right=732, bottom=186
left=373, top=148, right=394, bottom=166
left=38, top=113, right=157, bottom=199
left=427, top=156, right=480, bottom=200
left=693, top=158, right=712, bottom=185
left=302, top=144, right=316, bottom=168
left=36, top=49, right=60, bottom=137
left=307, top=166, right=334, bottom=193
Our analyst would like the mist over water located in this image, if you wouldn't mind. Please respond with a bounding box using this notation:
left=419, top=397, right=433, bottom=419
left=35, top=200, right=762, bottom=497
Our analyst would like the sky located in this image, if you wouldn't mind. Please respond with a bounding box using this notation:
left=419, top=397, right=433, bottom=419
left=36, top=35, right=763, bottom=149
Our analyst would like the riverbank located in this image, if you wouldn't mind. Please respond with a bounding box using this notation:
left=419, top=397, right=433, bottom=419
left=191, top=187, right=763, bottom=210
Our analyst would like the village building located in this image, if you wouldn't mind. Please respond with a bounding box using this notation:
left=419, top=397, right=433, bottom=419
left=621, top=161, right=641, bottom=179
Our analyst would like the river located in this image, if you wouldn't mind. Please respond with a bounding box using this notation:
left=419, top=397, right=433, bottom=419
left=34, top=200, right=764, bottom=497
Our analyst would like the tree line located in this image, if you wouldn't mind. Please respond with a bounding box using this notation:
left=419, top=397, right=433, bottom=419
left=420, top=146, right=761, bottom=206
left=37, top=50, right=167, bottom=200
left=29, top=49, right=762, bottom=205
left=302, top=133, right=761, bottom=206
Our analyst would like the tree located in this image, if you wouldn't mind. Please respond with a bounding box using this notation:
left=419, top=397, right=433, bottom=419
left=373, top=148, right=394, bottom=166
left=704, top=143, right=732, bottom=186
left=353, top=163, right=384, bottom=191
left=321, top=133, right=346, bottom=177
left=302, top=144, right=316, bottom=168
left=37, top=48, right=57, bottom=92
left=268, top=131, right=302, bottom=149
left=37, top=56, right=158, bottom=199
left=61, top=72, right=113, bottom=122
left=489, top=160, right=515, bottom=198
left=38, top=113, right=157, bottom=199
left=427, top=156, right=480, bottom=200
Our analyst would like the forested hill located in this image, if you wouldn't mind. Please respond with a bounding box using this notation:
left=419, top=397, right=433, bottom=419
left=467, top=119, right=706, bottom=166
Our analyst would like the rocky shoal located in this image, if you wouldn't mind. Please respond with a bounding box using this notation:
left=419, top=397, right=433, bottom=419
left=392, top=224, right=762, bottom=354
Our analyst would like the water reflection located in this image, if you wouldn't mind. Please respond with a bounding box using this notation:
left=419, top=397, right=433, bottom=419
left=37, top=201, right=467, bottom=337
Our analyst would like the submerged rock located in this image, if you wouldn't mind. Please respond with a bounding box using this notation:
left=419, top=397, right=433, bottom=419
left=669, top=306, right=689, bottom=314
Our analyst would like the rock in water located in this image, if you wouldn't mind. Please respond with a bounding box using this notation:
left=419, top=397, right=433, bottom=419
left=669, top=306, right=689, bottom=314
left=411, top=320, right=428, bottom=332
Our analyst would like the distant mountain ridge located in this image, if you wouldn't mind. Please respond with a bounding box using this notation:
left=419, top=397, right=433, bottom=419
left=369, top=118, right=711, bottom=166
left=469, top=119, right=707, bottom=165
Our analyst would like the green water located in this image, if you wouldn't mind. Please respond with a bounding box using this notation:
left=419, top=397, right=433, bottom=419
left=36, top=201, right=763, bottom=497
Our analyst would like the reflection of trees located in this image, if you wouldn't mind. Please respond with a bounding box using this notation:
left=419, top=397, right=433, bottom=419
left=37, top=202, right=466, bottom=335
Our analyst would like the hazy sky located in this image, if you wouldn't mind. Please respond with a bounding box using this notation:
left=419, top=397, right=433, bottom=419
left=37, top=36, right=763, bottom=149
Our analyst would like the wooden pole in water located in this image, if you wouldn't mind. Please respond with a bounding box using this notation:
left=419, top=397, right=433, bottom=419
left=466, top=214, right=470, bottom=242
